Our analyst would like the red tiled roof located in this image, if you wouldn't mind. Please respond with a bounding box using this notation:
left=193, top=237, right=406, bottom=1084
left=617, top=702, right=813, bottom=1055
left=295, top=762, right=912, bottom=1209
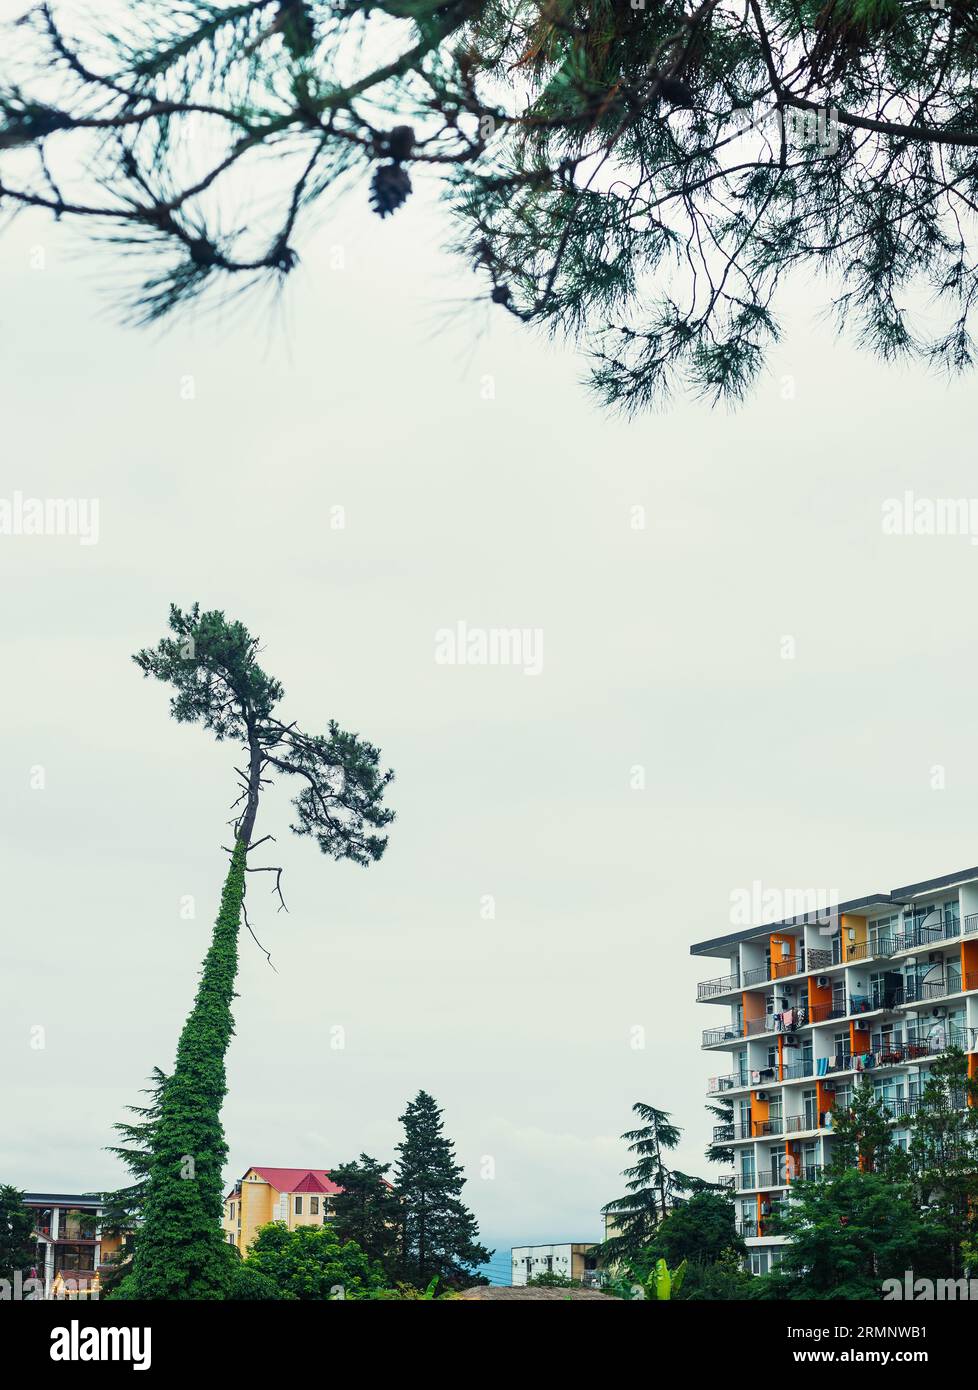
left=226, top=1167, right=344, bottom=1201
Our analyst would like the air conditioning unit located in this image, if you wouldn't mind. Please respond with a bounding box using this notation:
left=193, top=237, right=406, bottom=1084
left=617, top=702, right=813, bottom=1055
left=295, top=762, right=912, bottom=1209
left=756, top=1090, right=768, bottom=1101
left=816, top=976, right=830, bottom=988
left=932, top=1007, right=948, bottom=1019
left=822, top=1081, right=836, bottom=1092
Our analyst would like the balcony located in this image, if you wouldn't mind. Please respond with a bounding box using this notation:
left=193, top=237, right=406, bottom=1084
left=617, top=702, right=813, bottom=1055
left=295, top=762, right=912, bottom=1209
left=742, top=964, right=769, bottom=987
left=965, top=914, right=978, bottom=937
left=898, top=973, right=962, bottom=1005
left=808, top=1001, right=847, bottom=1024
left=707, top=1073, right=745, bottom=1095
left=785, top=1114, right=821, bottom=1133
left=781, top=1059, right=815, bottom=1081
left=697, top=972, right=740, bottom=1001
left=771, top=955, right=804, bottom=980
left=745, top=1015, right=778, bottom=1036
left=745, top=1170, right=787, bottom=1190
left=703, top=1024, right=741, bottom=1047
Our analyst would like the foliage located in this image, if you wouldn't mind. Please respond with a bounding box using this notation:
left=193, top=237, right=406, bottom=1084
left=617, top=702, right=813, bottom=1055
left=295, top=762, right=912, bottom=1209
left=754, top=1167, right=945, bottom=1300
left=97, top=1066, right=168, bottom=1292
left=329, top=1153, right=401, bottom=1268
left=115, top=842, right=248, bottom=1299
left=527, top=1270, right=582, bottom=1288
left=907, top=1046, right=978, bottom=1277
left=826, top=1078, right=903, bottom=1177
left=5, top=2, right=978, bottom=406
left=645, top=1256, right=687, bottom=1300
left=0, top=1186, right=35, bottom=1284
left=599, top=1102, right=699, bottom=1266
left=112, top=604, right=393, bottom=1299
left=242, top=1220, right=387, bottom=1299
left=393, top=1089, right=491, bottom=1288
left=646, top=1189, right=744, bottom=1268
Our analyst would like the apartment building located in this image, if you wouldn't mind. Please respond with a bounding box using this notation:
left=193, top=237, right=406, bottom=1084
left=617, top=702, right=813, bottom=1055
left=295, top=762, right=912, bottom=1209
left=692, top=866, right=978, bottom=1275
left=222, top=1167, right=343, bottom=1254
left=24, top=1191, right=123, bottom=1299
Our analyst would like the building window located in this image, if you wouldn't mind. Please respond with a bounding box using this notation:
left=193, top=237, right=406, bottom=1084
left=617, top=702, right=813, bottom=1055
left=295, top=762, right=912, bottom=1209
left=310, top=1196, right=319, bottom=1215
left=294, top=1196, right=303, bottom=1215
left=229, top=1203, right=235, bottom=1221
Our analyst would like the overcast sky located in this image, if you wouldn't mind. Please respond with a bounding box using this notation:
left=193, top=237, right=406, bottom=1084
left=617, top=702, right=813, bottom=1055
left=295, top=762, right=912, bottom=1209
left=4, top=90, right=978, bottom=1261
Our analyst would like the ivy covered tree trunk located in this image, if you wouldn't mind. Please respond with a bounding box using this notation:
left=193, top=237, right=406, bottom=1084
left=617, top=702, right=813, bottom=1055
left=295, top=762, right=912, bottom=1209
left=118, top=841, right=247, bottom=1299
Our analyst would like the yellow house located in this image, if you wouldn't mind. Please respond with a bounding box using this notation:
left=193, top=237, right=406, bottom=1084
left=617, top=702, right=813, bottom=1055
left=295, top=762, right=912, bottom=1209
left=222, top=1167, right=343, bottom=1255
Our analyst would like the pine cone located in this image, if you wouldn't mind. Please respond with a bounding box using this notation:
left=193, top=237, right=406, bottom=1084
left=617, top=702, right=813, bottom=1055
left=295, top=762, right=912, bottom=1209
left=369, top=162, right=412, bottom=219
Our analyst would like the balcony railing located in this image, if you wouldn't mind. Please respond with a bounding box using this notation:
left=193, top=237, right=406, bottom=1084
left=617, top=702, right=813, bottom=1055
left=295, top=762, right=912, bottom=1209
left=742, top=964, right=769, bottom=987
left=707, top=1073, right=746, bottom=1095
left=745, top=1016, right=778, bottom=1036
left=697, top=972, right=740, bottom=1000
left=771, top=955, right=803, bottom=980
left=782, top=1059, right=815, bottom=1081
left=785, top=1113, right=821, bottom=1133
left=703, top=1025, right=741, bottom=1047
left=965, top=914, right=978, bottom=937
left=808, top=1001, right=847, bottom=1023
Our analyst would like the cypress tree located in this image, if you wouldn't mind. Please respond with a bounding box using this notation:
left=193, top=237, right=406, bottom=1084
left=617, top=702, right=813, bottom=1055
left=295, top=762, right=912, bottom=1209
left=393, top=1090, right=490, bottom=1289
left=116, top=604, right=394, bottom=1299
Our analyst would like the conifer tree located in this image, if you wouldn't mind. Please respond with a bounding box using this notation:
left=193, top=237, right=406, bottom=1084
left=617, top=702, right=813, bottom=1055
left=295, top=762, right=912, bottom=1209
left=0, top=1186, right=35, bottom=1286
left=329, top=1154, right=401, bottom=1269
left=5, top=2, right=978, bottom=406
left=600, top=1102, right=699, bottom=1265
left=393, top=1090, right=490, bottom=1288
left=116, top=604, right=394, bottom=1299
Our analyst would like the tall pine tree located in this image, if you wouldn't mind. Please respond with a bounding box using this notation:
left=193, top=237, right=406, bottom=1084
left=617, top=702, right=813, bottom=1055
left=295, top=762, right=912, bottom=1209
left=116, top=604, right=394, bottom=1298
left=393, top=1091, right=490, bottom=1289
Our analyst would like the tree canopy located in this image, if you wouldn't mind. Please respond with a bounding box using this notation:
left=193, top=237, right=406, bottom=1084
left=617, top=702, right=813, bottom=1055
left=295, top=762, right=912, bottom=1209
left=3, top=1, right=978, bottom=406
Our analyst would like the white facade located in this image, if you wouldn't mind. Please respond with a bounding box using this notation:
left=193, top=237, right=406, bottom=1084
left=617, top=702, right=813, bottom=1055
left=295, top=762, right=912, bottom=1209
left=694, top=868, right=978, bottom=1275
left=511, top=1242, right=595, bottom=1286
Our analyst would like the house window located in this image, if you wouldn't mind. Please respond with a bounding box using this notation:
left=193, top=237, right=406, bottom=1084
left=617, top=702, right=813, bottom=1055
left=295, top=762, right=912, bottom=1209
left=310, top=1197, right=319, bottom=1215
left=294, top=1196, right=303, bottom=1215
left=229, top=1202, right=235, bottom=1221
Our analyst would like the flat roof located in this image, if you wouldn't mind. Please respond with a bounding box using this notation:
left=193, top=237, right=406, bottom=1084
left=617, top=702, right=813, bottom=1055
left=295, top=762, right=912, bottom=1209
left=690, top=866, right=978, bottom=958
left=23, top=1193, right=103, bottom=1207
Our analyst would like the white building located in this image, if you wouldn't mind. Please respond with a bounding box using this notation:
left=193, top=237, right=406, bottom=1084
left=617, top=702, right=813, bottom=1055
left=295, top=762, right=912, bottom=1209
left=693, top=865, right=978, bottom=1275
left=511, top=1242, right=601, bottom=1287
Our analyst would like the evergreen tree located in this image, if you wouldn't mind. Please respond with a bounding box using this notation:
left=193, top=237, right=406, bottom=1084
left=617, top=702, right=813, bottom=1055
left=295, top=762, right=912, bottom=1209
left=704, top=1096, right=735, bottom=1167
left=330, top=1154, right=401, bottom=1269
left=600, top=1103, right=697, bottom=1265
left=647, top=1190, right=744, bottom=1270
left=98, top=1067, right=168, bottom=1291
left=756, top=1168, right=944, bottom=1300
left=6, top=3, right=978, bottom=406
left=393, top=1090, right=490, bottom=1288
left=116, top=604, right=394, bottom=1299
left=0, top=1186, right=35, bottom=1286
left=827, top=1078, right=903, bottom=1178
left=908, top=1047, right=978, bottom=1278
